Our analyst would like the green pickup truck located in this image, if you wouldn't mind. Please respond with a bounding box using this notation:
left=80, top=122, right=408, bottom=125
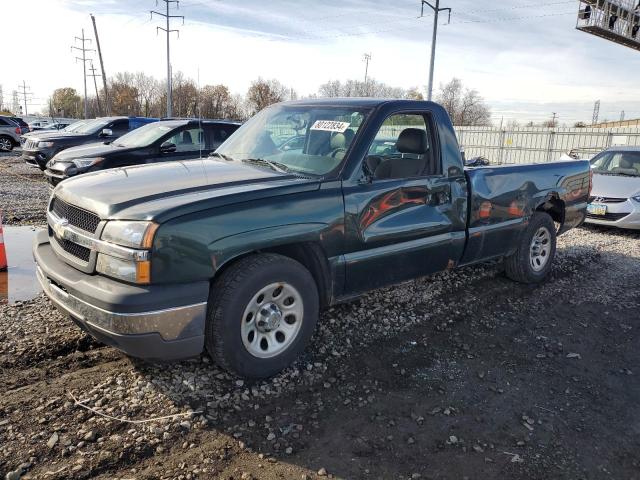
left=34, top=99, right=591, bottom=378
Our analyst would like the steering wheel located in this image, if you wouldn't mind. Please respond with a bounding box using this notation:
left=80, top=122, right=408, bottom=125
left=330, top=147, right=347, bottom=159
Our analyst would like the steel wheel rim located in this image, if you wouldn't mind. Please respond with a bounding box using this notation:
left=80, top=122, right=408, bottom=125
left=530, top=226, right=551, bottom=272
left=0, top=138, right=11, bottom=151
left=241, top=282, right=304, bottom=359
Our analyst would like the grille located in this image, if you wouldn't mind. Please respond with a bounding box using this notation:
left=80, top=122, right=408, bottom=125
left=54, top=235, right=91, bottom=262
left=51, top=197, right=100, bottom=233
left=586, top=212, right=630, bottom=222
left=588, top=196, right=627, bottom=204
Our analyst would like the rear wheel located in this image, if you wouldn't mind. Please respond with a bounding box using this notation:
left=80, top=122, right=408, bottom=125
left=0, top=136, right=13, bottom=152
left=205, top=253, right=319, bottom=379
left=505, top=212, right=556, bottom=284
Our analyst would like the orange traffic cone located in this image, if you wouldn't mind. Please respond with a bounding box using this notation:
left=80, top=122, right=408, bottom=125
left=0, top=212, right=7, bottom=271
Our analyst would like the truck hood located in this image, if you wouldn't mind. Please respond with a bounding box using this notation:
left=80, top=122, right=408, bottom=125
left=53, top=142, right=121, bottom=161
left=591, top=173, right=640, bottom=199
left=54, top=158, right=319, bottom=221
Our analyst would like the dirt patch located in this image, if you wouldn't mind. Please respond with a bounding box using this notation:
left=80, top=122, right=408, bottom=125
left=1, top=218, right=639, bottom=478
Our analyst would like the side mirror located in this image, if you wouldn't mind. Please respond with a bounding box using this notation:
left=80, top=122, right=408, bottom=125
left=100, top=128, right=113, bottom=137
left=160, top=141, right=177, bottom=153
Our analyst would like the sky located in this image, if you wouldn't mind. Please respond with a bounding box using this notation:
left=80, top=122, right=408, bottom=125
left=3, top=0, right=640, bottom=125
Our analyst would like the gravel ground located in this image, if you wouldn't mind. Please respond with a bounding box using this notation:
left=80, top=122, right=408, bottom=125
left=1, top=170, right=639, bottom=479
left=0, top=150, right=50, bottom=226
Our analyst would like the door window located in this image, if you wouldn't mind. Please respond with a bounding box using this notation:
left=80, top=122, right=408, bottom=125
left=108, top=119, right=130, bottom=136
left=367, top=114, right=436, bottom=180
left=166, top=127, right=205, bottom=153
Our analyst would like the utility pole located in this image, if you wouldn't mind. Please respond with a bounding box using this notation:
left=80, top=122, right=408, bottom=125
left=151, top=0, right=184, bottom=117
left=88, top=61, right=103, bottom=116
left=17, top=81, right=33, bottom=116
left=592, top=100, right=600, bottom=125
left=363, top=53, right=371, bottom=84
left=420, top=0, right=451, bottom=101
left=91, top=14, right=110, bottom=115
left=620, top=110, right=625, bottom=122
left=551, top=112, right=558, bottom=127
left=72, top=29, right=94, bottom=119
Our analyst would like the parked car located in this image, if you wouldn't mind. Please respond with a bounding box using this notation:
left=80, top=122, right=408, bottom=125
left=34, top=98, right=590, bottom=379
left=29, top=119, right=51, bottom=130
left=44, top=119, right=241, bottom=186
left=20, top=120, right=87, bottom=145
left=0, top=116, right=23, bottom=151
left=22, top=116, right=158, bottom=170
left=32, top=121, right=72, bottom=131
left=10, top=117, right=30, bottom=135
left=585, top=146, right=640, bottom=229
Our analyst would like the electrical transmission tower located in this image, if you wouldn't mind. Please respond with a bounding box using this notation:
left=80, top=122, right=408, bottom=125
left=11, top=91, right=19, bottom=114
left=363, top=53, right=371, bottom=84
left=72, top=29, right=95, bottom=119
left=420, top=0, right=451, bottom=101
left=592, top=100, right=600, bottom=125
left=151, top=0, right=184, bottom=117
left=620, top=110, right=625, bottom=122
left=17, top=81, right=33, bottom=116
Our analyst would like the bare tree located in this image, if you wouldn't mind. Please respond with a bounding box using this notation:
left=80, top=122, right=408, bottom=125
left=246, top=78, right=288, bottom=114
left=435, top=78, right=491, bottom=126
left=134, top=72, right=159, bottom=117
left=317, top=78, right=407, bottom=98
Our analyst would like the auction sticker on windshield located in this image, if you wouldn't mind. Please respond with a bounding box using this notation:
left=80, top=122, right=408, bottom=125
left=310, top=120, right=351, bottom=133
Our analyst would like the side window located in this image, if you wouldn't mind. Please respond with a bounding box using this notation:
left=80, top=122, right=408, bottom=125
left=366, top=113, right=436, bottom=180
left=0, top=119, right=9, bottom=126
left=166, top=127, right=205, bottom=153
left=108, top=119, right=130, bottom=136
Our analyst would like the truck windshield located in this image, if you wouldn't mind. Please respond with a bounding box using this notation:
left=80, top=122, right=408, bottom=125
left=113, top=123, right=174, bottom=148
left=215, top=105, right=368, bottom=176
left=72, top=118, right=112, bottom=135
left=591, top=151, right=640, bottom=176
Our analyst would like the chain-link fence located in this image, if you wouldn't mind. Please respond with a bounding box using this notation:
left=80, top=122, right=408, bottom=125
left=455, top=126, right=640, bottom=164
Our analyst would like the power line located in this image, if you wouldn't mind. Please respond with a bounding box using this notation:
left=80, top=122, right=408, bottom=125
left=17, top=81, right=33, bottom=116
left=421, top=1, right=451, bottom=102
left=72, top=29, right=95, bottom=119
left=151, top=0, right=184, bottom=117
left=363, top=53, right=372, bottom=83
left=88, top=61, right=103, bottom=116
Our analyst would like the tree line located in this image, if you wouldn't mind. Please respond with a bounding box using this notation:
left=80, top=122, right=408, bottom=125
left=46, top=73, right=493, bottom=126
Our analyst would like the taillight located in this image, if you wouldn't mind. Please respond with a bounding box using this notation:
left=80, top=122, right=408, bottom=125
left=15, top=127, right=20, bottom=135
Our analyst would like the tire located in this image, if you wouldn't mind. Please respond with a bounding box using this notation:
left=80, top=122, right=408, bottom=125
left=0, top=136, right=14, bottom=152
left=205, top=253, right=319, bottom=379
left=505, top=212, right=557, bottom=284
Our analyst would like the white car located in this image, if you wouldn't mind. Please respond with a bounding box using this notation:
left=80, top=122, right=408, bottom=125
left=586, top=147, right=640, bottom=229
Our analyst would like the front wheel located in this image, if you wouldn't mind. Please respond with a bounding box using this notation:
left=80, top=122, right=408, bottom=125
left=505, top=212, right=557, bottom=284
left=205, top=253, right=319, bottom=379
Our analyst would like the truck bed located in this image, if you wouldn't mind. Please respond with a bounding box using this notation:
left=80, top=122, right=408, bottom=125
left=459, top=160, right=590, bottom=265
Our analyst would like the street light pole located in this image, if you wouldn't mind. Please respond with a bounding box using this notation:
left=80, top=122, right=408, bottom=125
left=421, top=0, right=451, bottom=101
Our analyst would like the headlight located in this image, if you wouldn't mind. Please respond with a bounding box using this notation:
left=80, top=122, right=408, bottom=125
left=632, top=196, right=640, bottom=203
left=72, top=157, right=104, bottom=168
left=96, top=254, right=151, bottom=284
left=101, top=221, right=158, bottom=249
left=38, top=141, right=54, bottom=147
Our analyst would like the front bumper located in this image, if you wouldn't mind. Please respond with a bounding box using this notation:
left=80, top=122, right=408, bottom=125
left=584, top=199, right=640, bottom=230
left=33, top=230, right=208, bottom=360
left=22, top=149, right=50, bottom=168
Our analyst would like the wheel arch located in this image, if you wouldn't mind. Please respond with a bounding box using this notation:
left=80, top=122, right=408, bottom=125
left=534, top=192, right=565, bottom=230
left=208, top=225, right=335, bottom=308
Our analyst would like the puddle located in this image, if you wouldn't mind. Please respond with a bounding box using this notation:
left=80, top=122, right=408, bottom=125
left=0, top=226, right=42, bottom=305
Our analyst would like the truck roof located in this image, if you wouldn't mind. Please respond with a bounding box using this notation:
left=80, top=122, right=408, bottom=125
left=281, top=98, right=441, bottom=109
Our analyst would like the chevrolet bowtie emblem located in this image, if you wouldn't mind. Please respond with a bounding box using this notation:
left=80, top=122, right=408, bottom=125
left=54, top=218, right=69, bottom=238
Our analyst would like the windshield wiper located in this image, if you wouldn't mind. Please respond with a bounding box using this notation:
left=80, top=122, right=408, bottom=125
left=209, top=152, right=234, bottom=161
left=242, top=158, right=291, bottom=173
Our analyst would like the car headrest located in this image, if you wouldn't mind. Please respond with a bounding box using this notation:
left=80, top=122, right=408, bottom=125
left=397, top=128, right=428, bottom=154
left=619, top=157, right=632, bottom=168
left=330, top=133, right=346, bottom=150
left=182, top=131, right=193, bottom=144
